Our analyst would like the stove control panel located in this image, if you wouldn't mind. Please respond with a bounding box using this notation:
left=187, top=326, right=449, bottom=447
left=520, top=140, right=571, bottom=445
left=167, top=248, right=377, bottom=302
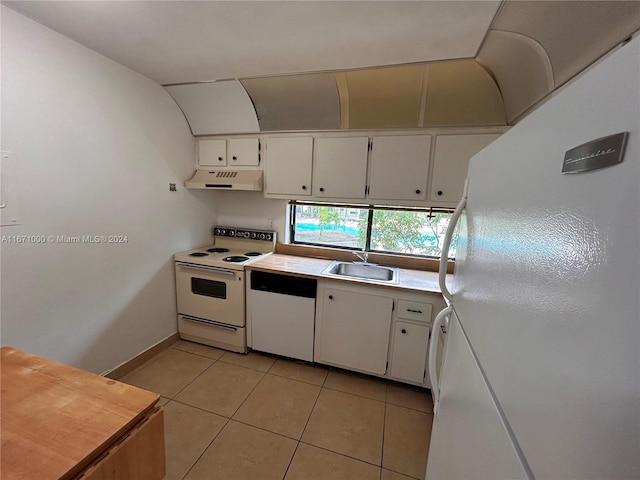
left=214, top=227, right=275, bottom=242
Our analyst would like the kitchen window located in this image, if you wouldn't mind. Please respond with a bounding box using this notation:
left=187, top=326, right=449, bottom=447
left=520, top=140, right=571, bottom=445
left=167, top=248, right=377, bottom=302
left=289, top=201, right=456, bottom=259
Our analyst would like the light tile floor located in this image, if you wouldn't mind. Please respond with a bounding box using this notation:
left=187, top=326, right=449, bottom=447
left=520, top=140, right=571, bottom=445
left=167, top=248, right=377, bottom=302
left=119, top=340, right=434, bottom=480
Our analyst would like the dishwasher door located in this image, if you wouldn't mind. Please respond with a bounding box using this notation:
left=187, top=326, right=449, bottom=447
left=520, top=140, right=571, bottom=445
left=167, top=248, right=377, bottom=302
left=249, top=271, right=317, bottom=361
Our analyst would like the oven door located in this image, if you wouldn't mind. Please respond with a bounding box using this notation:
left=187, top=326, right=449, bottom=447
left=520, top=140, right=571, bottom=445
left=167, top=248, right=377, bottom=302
left=175, top=262, right=245, bottom=326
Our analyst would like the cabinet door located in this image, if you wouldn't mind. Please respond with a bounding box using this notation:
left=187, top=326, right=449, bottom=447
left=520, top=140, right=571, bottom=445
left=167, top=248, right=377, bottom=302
left=368, top=135, right=431, bottom=201
left=316, top=287, right=393, bottom=375
left=228, top=138, right=259, bottom=166
left=389, top=321, right=430, bottom=384
left=265, top=137, right=313, bottom=196
left=430, top=133, right=500, bottom=203
left=199, top=139, right=227, bottom=167
left=314, top=137, right=369, bottom=199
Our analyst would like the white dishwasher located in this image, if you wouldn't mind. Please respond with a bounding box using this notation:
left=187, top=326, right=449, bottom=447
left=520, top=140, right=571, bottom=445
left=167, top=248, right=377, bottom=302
left=249, top=271, right=317, bottom=361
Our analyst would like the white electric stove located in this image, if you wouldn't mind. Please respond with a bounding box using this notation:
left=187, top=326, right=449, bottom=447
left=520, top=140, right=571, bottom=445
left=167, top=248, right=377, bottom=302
left=174, top=227, right=276, bottom=352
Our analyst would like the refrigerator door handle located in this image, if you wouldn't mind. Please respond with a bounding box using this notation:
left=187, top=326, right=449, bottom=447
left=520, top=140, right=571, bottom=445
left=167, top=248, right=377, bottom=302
left=429, top=305, right=452, bottom=413
left=439, top=179, right=468, bottom=302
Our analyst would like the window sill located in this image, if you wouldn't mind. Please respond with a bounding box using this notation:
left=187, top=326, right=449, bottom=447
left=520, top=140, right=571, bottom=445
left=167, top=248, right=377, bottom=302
left=275, top=242, right=454, bottom=274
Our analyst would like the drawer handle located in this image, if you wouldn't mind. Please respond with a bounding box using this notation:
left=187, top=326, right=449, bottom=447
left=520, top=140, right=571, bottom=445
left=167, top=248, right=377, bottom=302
left=407, top=308, right=423, bottom=314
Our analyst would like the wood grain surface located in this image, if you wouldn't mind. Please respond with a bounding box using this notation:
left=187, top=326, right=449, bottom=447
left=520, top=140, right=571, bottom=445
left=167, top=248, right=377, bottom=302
left=0, top=347, right=159, bottom=480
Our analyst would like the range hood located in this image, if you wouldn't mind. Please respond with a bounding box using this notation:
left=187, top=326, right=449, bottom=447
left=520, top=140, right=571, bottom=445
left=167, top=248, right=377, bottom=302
left=185, top=170, right=263, bottom=191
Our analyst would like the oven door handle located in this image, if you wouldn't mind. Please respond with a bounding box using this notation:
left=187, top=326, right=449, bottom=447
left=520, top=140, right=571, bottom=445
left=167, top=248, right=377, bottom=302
left=181, top=315, right=238, bottom=331
left=176, top=262, right=236, bottom=276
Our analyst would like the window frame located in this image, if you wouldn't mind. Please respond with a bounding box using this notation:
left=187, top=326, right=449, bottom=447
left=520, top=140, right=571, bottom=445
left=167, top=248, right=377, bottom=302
left=288, top=200, right=454, bottom=259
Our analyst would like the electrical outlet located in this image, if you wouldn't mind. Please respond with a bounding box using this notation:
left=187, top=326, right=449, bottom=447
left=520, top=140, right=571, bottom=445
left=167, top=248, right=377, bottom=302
left=267, top=218, right=275, bottom=230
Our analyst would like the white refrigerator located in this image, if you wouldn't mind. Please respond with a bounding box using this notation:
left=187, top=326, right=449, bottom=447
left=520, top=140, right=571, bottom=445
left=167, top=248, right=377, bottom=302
left=427, top=35, right=640, bottom=479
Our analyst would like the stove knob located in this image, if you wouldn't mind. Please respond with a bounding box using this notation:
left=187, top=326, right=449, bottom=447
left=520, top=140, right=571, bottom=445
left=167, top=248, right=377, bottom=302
left=219, top=229, right=226, bottom=236
left=259, top=233, right=266, bottom=240
left=229, top=230, right=235, bottom=237
left=265, top=234, right=272, bottom=241
left=250, top=232, right=257, bottom=239
left=244, top=232, right=250, bottom=238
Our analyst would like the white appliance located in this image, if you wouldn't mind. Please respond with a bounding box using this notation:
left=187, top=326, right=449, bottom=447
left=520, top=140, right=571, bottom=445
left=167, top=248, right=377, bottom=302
left=248, top=271, right=317, bottom=362
left=427, top=35, right=640, bottom=479
left=184, top=169, right=263, bottom=191
left=174, top=227, right=275, bottom=353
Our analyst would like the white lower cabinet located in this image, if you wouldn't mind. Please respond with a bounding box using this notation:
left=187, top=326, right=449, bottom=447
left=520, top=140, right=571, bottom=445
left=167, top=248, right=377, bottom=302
left=314, top=283, right=393, bottom=375
left=314, top=280, right=445, bottom=386
left=389, top=295, right=436, bottom=386
left=389, top=321, right=430, bottom=384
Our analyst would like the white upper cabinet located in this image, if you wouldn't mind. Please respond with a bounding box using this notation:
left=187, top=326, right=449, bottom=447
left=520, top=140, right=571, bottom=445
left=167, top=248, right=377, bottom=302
left=198, top=137, right=260, bottom=168
left=200, top=129, right=504, bottom=203
left=368, top=135, right=431, bottom=201
left=199, top=139, right=227, bottom=167
left=430, top=133, right=500, bottom=203
left=227, top=138, right=260, bottom=166
left=313, top=137, right=369, bottom=199
left=264, top=136, right=313, bottom=196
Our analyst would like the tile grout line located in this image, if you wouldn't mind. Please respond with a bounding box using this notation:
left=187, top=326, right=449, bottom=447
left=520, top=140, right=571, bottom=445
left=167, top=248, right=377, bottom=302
left=380, top=392, right=388, bottom=480
left=278, top=372, right=330, bottom=479
left=296, top=439, right=384, bottom=470
left=169, top=355, right=220, bottom=401
left=179, top=416, right=232, bottom=480
left=146, top=345, right=431, bottom=479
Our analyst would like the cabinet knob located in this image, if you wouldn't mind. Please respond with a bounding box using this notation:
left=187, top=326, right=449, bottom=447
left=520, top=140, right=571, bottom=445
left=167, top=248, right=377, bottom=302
left=328, top=295, right=334, bottom=300
left=218, top=157, right=223, bottom=162
left=437, top=190, right=443, bottom=196
left=319, top=187, right=325, bottom=192
left=415, top=189, right=421, bottom=194
left=401, top=329, right=407, bottom=334
left=302, top=185, right=307, bottom=190
left=232, top=156, right=238, bottom=161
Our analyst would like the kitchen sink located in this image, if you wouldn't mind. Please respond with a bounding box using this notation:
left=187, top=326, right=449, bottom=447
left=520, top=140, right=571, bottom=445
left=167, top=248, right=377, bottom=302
left=321, top=260, right=399, bottom=283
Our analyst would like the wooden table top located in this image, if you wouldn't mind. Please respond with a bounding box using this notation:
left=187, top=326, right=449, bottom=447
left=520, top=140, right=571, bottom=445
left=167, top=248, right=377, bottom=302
left=0, top=347, right=159, bottom=480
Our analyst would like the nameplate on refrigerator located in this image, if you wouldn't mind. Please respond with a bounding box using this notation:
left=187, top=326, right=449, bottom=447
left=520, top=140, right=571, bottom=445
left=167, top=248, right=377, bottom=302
left=562, top=132, right=628, bottom=173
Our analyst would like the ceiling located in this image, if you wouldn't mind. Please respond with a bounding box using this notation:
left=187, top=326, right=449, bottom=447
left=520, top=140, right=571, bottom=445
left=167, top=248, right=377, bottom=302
left=2, top=0, right=502, bottom=85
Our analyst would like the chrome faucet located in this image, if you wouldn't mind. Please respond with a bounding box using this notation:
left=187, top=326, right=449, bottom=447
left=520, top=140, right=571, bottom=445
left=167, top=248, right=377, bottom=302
left=352, top=249, right=369, bottom=263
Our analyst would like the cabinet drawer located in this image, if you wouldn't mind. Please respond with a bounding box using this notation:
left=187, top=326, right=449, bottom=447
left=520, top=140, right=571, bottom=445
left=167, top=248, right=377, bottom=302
left=396, top=300, right=432, bottom=323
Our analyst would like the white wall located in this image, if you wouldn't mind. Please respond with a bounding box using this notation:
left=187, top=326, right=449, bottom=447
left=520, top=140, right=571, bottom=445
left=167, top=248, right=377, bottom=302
left=215, top=191, right=288, bottom=240
left=0, top=7, right=218, bottom=373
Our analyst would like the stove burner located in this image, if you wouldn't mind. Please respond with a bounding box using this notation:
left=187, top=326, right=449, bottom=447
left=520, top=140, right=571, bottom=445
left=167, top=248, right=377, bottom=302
left=207, top=248, right=230, bottom=253
left=244, top=252, right=262, bottom=257
left=189, top=252, right=209, bottom=257
left=223, top=255, right=249, bottom=263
